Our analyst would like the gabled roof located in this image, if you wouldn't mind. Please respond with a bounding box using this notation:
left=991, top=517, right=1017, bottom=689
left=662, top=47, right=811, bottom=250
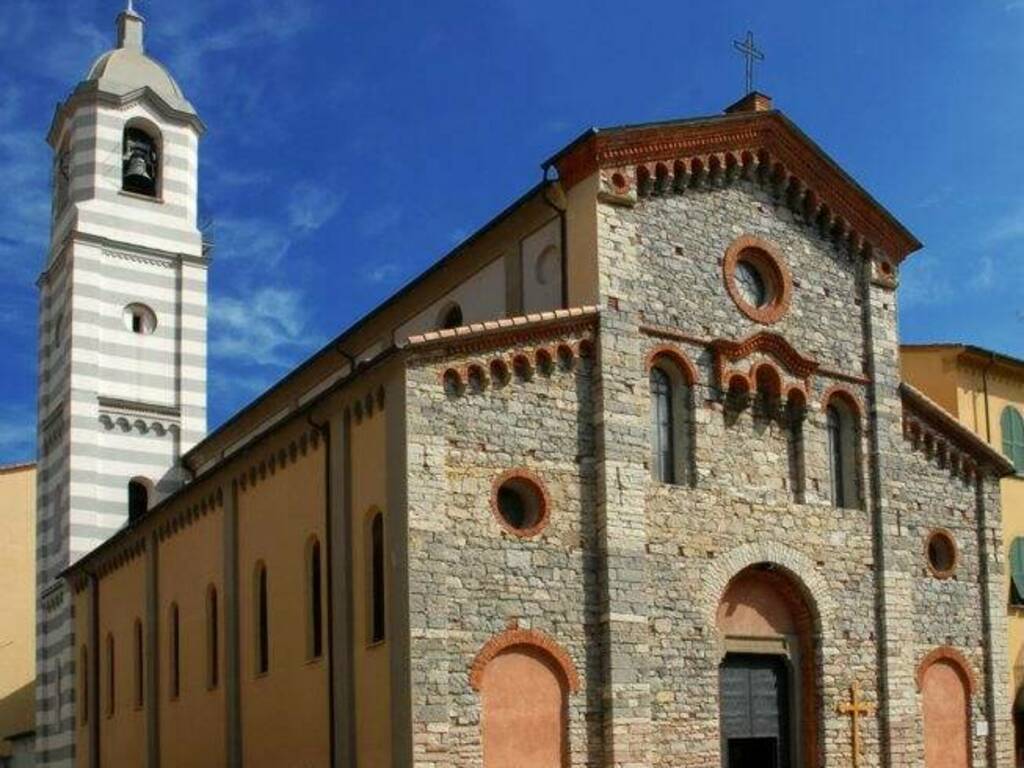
left=545, top=107, right=922, bottom=263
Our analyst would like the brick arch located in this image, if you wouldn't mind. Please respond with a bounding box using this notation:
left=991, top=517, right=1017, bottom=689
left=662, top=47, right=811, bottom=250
left=700, top=541, right=834, bottom=631
left=469, top=627, right=580, bottom=693
left=916, top=646, right=977, bottom=696
left=821, top=384, right=864, bottom=420
left=645, top=343, right=698, bottom=385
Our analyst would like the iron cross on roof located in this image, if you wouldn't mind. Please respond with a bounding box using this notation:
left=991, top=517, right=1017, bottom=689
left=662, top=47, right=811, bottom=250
left=732, top=31, right=765, bottom=94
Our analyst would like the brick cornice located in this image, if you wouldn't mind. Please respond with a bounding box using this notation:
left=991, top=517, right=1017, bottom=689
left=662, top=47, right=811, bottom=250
left=552, top=111, right=920, bottom=263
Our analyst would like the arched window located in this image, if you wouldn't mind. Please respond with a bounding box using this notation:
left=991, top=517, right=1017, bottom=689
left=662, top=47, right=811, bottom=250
left=369, top=513, right=386, bottom=644
left=438, top=302, right=463, bottom=330
left=207, top=586, right=219, bottom=689
left=133, top=618, right=144, bottom=708
left=169, top=603, right=180, bottom=700
left=105, top=633, right=115, bottom=717
left=648, top=355, right=695, bottom=486
left=128, top=479, right=149, bottom=521
left=255, top=563, right=269, bottom=674
left=122, top=125, right=159, bottom=197
left=825, top=395, right=861, bottom=508
left=79, top=644, right=89, bottom=727
left=1003, top=406, right=1024, bottom=473
left=307, top=538, right=323, bottom=660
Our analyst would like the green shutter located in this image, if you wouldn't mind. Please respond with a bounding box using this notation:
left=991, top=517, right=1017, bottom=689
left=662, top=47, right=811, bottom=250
left=1002, top=407, right=1024, bottom=473
left=1011, top=537, right=1024, bottom=605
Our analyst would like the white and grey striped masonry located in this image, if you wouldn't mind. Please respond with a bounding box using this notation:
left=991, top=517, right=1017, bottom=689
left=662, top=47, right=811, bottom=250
left=35, top=8, right=206, bottom=766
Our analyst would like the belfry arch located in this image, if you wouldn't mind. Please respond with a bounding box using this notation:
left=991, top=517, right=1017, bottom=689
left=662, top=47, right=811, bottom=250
left=715, top=560, right=823, bottom=768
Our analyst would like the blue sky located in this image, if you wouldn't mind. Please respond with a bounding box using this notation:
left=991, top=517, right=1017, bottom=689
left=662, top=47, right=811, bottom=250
left=1, top=0, right=1022, bottom=463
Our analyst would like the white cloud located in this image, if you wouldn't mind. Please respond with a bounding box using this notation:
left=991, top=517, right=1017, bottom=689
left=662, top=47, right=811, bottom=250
left=210, top=287, right=320, bottom=367
left=987, top=198, right=1024, bottom=242
left=358, top=203, right=402, bottom=238
left=899, top=257, right=955, bottom=309
left=287, top=182, right=343, bottom=233
left=363, top=263, right=401, bottom=284
left=210, top=216, right=292, bottom=266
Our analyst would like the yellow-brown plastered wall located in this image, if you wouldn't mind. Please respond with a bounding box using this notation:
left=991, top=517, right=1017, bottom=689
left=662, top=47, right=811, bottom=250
left=237, top=428, right=329, bottom=768
left=0, top=464, right=36, bottom=749
left=349, top=403, right=392, bottom=766
left=565, top=172, right=600, bottom=308
left=157, top=505, right=225, bottom=768
left=97, top=555, right=146, bottom=767
left=900, top=347, right=962, bottom=420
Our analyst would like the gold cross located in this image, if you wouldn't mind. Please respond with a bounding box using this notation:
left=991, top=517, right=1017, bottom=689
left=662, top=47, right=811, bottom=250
left=837, top=680, right=875, bottom=768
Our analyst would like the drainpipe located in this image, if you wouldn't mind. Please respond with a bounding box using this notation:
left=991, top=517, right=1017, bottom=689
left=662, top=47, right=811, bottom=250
left=541, top=174, right=570, bottom=309
left=306, top=412, right=334, bottom=768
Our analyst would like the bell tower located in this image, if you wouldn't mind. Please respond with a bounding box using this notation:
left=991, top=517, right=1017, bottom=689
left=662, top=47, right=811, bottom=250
left=35, top=6, right=207, bottom=765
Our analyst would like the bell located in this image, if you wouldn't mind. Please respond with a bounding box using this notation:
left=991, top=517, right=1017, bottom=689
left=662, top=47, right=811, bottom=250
left=125, top=153, right=152, bottom=185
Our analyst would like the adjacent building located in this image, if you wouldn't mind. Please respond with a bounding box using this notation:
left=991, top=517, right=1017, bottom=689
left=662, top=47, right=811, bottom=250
left=902, top=343, right=1024, bottom=763
left=0, top=462, right=37, bottom=768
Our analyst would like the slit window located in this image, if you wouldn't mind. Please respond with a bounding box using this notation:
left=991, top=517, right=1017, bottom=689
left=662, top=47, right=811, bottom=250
left=128, top=479, right=149, bottom=521
left=308, top=540, right=323, bottom=660
left=369, top=513, right=386, bottom=644
left=255, top=564, right=269, bottom=675
left=207, top=586, right=219, bottom=689
left=133, top=619, right=143, bottom=708
left=169, top=603, right=180, bottom=699
left=105, top=634, right=115, bottom=717
left=826, top=398, right=861, bottom=509
left=648, top=358, right=695, bottom=486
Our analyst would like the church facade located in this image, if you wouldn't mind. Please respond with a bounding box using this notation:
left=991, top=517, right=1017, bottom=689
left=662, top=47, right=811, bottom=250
left=48, top=8, right=1018, bottom=768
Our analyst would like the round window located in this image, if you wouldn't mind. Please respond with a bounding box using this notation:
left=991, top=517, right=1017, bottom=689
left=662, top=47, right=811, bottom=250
left=723, top=237, right=792, bottom=324
left=926, top=530, right=958, bottom=578
left=491, top=471, right=549, bottom=537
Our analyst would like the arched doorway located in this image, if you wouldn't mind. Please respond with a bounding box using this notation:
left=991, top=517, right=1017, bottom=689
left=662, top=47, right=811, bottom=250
left=716, top=564, right=819, bottom=768
left=918, top=649, right=973, bottom=768
left=470, top=628, right=579, bottom=768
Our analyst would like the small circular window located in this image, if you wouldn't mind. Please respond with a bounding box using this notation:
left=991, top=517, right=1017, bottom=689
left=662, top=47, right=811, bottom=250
left=123, top=303, right=157, bottom=335
left=925, top=529, right=958, bottom=579
left=723, top=236, right=792, bottom=324
left=491, top=470, right=549, bottom=537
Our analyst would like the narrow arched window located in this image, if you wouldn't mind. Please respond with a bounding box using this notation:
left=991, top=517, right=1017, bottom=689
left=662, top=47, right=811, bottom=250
left=255, top=563, right=269, bottom=675
left=169, top=603, right=180, bottom=700
left=133, top=619, right=144, bottom=708
left=307, top=539, right=323, bottom=660
left=650, top=367, right=675, bottom=483
left=122, top=126, right=158, bottom=197
left=648, top=357, right=695, bottom=486
left=439, top=303, right=463, bottom=330
left=1002, top=406, right=1024, bottom=473
left=128, top=480, right=148, bottom=521
left=826, top=398, right=861, bottom=508
left=105, top=633, right=115, bottom=717
left=826, top=406, right=846, bottom=506
left=207, top=586, right=219, bottom=689
left=369, top=513, right=386, bottom=644
left=79, top=644, right=89, bottom=727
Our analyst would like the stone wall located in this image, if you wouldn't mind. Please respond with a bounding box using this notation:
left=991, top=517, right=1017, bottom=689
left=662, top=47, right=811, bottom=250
left=404, top=325, right=601, bottom=766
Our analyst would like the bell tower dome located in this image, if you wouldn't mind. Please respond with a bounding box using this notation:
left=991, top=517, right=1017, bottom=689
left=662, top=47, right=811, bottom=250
left=35, top=6, right=208, bottom=766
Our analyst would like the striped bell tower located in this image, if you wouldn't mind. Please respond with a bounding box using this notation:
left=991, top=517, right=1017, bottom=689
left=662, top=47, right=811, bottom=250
left=35, top=6, right=207, bottom=765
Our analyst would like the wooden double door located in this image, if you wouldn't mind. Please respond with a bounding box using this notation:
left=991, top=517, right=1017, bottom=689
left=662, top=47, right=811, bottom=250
left=720, top=654, right=790, bottom=768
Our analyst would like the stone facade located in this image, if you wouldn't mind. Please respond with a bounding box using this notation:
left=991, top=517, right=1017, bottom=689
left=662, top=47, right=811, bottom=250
left=401, top=162, right=1012, bottom=768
